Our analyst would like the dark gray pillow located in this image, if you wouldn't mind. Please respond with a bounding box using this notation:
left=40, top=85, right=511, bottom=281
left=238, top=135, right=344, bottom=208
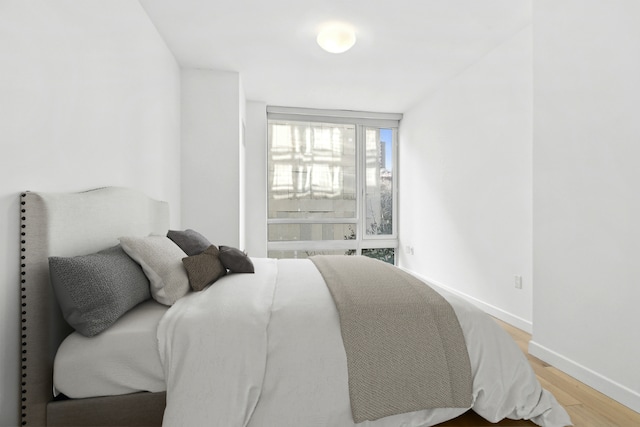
left=182, top=245, right=227, bottom=291
left=49, top=245, right=151, bottom=337
left=167, top=229, right=212, bottom=256
left=219, top=246, right=255, bottom=273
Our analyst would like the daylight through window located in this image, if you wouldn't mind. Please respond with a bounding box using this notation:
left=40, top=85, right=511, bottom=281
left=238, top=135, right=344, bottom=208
left=267, top=107, right=400, bottom=264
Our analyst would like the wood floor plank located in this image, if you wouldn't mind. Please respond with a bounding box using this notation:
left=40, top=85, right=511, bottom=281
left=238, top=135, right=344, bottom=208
left=544, top=367, right=640, bottom=426
left=565, top=404, right=619, bottom=427
left=536, top=375, right=581, bottom=407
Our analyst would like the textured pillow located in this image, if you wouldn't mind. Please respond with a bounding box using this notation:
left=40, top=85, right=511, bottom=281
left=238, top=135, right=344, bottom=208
left=49, top=245, right=151, bottom=337
left=182, top=245, right=227, bottom=291
left=219, top=246, right=255, bottom=273
left=119, top=235, right=190, bottom=306
left=167, top=229, right=212, bottom=256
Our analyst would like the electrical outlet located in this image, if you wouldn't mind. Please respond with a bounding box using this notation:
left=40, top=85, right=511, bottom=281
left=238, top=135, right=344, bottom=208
left=514, top=275, right=523, bottom=289
left=404, top=245, right=414, bottom=255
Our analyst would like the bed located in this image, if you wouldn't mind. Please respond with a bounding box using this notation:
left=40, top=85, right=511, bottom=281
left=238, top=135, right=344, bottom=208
left=19, top=187, right=572, bottom=427
left=20, top=187, right=168, bottom=426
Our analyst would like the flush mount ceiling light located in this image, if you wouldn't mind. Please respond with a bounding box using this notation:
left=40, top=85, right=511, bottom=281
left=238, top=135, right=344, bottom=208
left=317, top=22, right=356, bottom=54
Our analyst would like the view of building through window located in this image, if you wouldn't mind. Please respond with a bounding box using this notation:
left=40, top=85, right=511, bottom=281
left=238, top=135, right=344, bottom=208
left=267, top=111, right=398, bottom=264
left=365, top=127, right=393, bottom=236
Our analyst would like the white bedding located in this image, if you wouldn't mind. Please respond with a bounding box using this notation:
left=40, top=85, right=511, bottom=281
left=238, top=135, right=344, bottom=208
left=158, top=258, right=572, bottom=427
left=54, top=299, right=167, bottom=398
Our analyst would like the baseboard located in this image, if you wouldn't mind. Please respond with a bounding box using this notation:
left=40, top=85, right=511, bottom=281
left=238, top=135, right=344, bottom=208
left=399, top=268, right=532, bottom=334
left=528, top=341, right=640, bottom=414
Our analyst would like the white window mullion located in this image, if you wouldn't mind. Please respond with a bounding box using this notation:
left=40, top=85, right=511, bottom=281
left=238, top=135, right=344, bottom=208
left=356, top=124, right=365, bottom=246
left=268, top=218, right=358, bottom=225
left=268, top=240, right=358, bottom=251
left=392, top=126, right=399, bottom=237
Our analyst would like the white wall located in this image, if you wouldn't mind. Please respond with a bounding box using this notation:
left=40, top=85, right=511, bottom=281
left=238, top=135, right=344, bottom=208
left=531, top=0, right=640, bottom=412
left=239, top=81, right=247, bottom=251
left=180, top=69, right=245, bottom=248
left=0, top=1, right=181, bottom=425
left=245, top=101, right=268, bottom=257
left=398, top=25, right=533, bottom=331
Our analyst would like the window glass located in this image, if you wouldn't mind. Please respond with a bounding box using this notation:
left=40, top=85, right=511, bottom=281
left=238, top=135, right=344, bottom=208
left=365, top=128, right=394, bottom=235
left=268, top=121, right=356, bottom=220
left=267, top=111, right=398, bottom=262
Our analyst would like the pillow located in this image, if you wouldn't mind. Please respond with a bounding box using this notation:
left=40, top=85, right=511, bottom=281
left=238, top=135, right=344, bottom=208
left=119, top=235, right=190, bottom=306
left=182, top=245, right=227, bottom=291
left=167, top=229, right=212, bottom=256
left=48, top=245, right=151, bottom=337
left=219, top=246, right=255, bottom=273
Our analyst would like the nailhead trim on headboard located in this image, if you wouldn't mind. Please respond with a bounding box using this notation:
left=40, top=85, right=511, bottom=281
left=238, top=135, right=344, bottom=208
left=20, top=192, right=28, bottom=426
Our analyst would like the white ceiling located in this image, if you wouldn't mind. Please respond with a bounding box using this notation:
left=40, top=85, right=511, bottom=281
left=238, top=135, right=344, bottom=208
left=139, top=0, right=531, bottom=113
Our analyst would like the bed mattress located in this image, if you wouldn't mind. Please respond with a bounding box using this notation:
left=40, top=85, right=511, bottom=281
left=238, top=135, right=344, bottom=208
left=53, top=299, right=167, bottom=398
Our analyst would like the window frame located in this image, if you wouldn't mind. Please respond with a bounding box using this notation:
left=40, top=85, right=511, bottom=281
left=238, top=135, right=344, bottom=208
left=266, top=106, right=401, bottom=261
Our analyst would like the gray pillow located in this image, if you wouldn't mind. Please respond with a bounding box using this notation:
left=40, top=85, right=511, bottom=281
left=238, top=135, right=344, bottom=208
left=49, top=245, right=151, bottom=337
left=219, top=246, right=255, bottom=273
left=182, top=245, right=227, bottom=291
left=167, top=229, right=212, bottom=256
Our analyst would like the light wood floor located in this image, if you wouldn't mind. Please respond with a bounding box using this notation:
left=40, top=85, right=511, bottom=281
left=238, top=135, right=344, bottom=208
left=436, top=318, right=640, bottom=427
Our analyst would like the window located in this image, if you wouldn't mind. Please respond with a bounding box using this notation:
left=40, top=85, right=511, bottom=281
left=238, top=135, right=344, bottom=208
left=267, top=107, right=400, bottom=264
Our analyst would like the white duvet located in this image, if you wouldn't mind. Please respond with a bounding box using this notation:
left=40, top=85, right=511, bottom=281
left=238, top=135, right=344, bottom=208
left=157, top=258, right=572, bottom=427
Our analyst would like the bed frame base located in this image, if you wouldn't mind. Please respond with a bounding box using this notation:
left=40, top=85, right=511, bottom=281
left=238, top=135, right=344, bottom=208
left=47, top=392, right=165, bottom=427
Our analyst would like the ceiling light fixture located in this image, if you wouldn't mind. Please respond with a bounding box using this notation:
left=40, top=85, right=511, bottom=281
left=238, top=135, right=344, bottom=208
left=317, top=22, right=356, bottom=54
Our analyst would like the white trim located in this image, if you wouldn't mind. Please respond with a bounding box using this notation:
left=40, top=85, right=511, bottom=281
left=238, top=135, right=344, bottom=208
left=528, top=341, right=640, bottom=414
left=268, top=240, right=357, bottom=251
left=398, top=267, right=533, bottom=333
left=267, top=239, right=397, bottom=252
left=268, top=107, right=401, bottom=128
left=268, top=218, right=357, bottom=225
left=359, top=239, right=398, bottom=249
left=267, top=105, right=402, bottom=122
left=357, top=123, right=365, bottom=241
left=392, top=127, right=398, bottom=237
left=269, top=113, right=399, bottom=128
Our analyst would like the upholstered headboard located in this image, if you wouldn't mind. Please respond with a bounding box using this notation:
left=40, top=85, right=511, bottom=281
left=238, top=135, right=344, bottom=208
left=20, top=187, right=169, bottom=426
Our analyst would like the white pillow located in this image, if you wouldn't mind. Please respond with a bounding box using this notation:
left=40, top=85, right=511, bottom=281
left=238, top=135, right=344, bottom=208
left=119, top=235, right=190, bottom=305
